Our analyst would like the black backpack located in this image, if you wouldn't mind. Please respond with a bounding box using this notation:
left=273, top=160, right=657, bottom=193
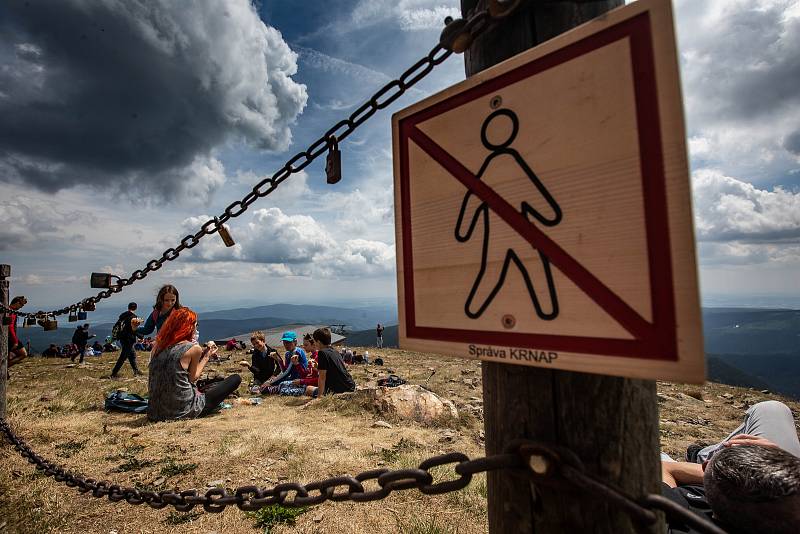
left=377, top=374, right=406, bottom=388
left=71, top=328, right=81, bottom=344
left=111, top=317, right=125, bottom=341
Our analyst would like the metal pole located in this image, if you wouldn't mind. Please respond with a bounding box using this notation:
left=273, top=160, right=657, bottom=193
left=461, top=1, right=662, bottom=532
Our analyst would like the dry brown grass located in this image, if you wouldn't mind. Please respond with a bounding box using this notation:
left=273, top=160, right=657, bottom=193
left=1, top=349, right=799, bottom=533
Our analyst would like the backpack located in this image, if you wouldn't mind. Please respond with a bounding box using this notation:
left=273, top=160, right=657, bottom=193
left=377, top=374, right=406, bottom=388
left=71, top=328, right=81, bottom=345
left=111, top=317, right=125, bottom=341
left=104, top=390, right=148, bottom=413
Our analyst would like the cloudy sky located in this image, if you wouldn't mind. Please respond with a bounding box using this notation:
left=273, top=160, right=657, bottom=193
left=1, top=0, right=798, bottom=317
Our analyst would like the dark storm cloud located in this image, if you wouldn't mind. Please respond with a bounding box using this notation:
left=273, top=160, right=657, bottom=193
left=681, top=3, right=800, bottom=124
left=0, top=0, right=307, bottom=201
left=785, top=129, right=800, bottom=156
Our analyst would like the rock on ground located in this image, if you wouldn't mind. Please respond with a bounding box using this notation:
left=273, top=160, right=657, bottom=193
left=364, top=384, right=458, bottom=424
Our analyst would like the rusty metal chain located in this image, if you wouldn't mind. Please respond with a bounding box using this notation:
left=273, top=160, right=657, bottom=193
left=0, top=0, right=526, bottom=321
left=1, top=418, right=728, bottom=532
left=0, top=418, right=523, bottom=512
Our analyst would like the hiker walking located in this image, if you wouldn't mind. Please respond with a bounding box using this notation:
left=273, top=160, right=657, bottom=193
left=71, top=324, right=95, bottom=364
left=376, top=323, right=384, bottom=348
left=111, top=302, right=142, bottom=378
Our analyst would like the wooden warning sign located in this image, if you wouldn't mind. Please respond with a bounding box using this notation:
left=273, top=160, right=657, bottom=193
left=392, top=0, right=703, bottom=382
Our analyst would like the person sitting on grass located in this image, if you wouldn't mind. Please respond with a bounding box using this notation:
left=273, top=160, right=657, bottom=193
left=308, top=327, right=355, bottom=397
left=147, top=307, right=241, bottom=422
left=42, top=344, right=59, bottom=358
left=258, top=331, right=308, bottom=393
left=262, top=333, right=320, bottom=397
left=132, top=284, right=182, bottom=336
left=238, top=331, right=277, bottom=386
left=661, top=400, right=800, bottom=533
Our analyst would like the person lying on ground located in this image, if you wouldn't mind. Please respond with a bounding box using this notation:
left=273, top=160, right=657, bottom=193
left=147, top=307, right=241, bottom=422
left=91, top=340, right=103, bottom=353
left=132, top=284, right=181, bottom=336
left=660, top=400, right=800, bottom=533
left=238, top=331, right=277, bottom=385
left=258, top=331, right=308, bottom=392
left=6, top=296, right=28, bottom=371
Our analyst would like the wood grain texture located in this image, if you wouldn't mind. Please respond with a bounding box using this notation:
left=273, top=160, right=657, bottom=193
left=393, top=0, right=703, bottom=383
left=460, top=1, right=663, bottom=532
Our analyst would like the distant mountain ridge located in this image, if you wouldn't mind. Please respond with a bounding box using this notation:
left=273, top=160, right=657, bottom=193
left=199, top=303, right=396, bottom=331
left=15, top=305, right=798, bottom=400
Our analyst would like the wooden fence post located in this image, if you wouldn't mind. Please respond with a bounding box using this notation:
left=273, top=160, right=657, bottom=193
left=460, top=1, right=663, bottom=531
left=0, top=264, right=10, bottom=419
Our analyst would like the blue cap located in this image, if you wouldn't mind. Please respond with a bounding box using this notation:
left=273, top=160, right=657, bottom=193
left=281, top=331, right=297, bottom=342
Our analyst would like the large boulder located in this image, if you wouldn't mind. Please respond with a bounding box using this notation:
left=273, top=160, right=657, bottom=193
left=366, top=384, right=458, bottom=424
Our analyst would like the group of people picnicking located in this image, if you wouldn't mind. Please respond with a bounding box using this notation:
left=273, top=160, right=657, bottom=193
left=5, top=287, right=800, bottom=532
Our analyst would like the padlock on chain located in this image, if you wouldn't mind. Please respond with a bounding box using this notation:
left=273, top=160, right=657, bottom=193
left=215, top=217, right=236, bottom=247
left=25, top=315, right=37, bottom=327
left=68, top=310, right=78, bottom=322
left=42, top=314, right=58, bottom=331
left=325, top=136, right=341, bottom=185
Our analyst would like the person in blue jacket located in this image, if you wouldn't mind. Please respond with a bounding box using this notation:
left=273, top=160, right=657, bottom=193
left=259, top=331, right=308, bottom=393
left=132, top=285, right=182, bottom=336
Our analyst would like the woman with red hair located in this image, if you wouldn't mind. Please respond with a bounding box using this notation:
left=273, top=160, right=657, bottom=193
left=147, top=307, right=241, bottom=421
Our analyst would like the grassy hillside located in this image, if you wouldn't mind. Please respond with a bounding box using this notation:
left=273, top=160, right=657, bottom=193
left=1, top=348, right=798, bottom=533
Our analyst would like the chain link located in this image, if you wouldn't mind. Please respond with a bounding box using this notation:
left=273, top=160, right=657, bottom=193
left=0, top=418, right=522, bottom=513
left=0, top=1, right=523, bottom=320
left=1, top=417, right=729, bottom=532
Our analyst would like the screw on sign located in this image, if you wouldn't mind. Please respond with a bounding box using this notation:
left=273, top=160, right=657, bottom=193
left=394, top=0, right=702, bottom=383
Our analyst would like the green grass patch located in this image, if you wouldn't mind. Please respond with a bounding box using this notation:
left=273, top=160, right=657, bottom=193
left=54, top=439, right=88, bottom=458
left=164, top=510, right=203, bottom=525
left=374, top=437, right=420, bottom=464
left=159, top=457, right=197, bottom=478
left=246, top=504, right=308, bottom=533
left=112, top=457, right=155, bottom=473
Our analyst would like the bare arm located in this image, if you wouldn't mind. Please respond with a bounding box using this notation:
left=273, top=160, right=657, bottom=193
left=183, top=344, right=217, bottom=382
left=661, top=461, right=704, bottom=488
left=317, top=369, right=327, bottom=397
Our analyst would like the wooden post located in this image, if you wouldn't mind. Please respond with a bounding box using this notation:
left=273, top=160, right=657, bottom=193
left=0, top=264, right=10, bottom=419
left=461, top=1, right=663, bottom=532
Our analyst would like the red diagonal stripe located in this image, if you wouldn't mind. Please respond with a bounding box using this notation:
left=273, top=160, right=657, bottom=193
left=408, top=125, right=654, bottom=341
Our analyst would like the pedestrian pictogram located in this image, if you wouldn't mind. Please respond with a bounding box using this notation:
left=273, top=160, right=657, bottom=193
left=392, top=0, right=704, bottom=382
left=456, top=108, right=561, bottom=321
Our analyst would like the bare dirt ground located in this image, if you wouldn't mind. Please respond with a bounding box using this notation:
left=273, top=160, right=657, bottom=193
left=1, top=348, right=798, bottom=534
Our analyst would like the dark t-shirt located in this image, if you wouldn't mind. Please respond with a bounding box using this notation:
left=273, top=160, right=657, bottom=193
left=118, top=310, right=136, bottom=342
left=251, top=348, right=277, bottom=383
left=317, top=347, right=355, bottom=394
left=661, top=483, right=722, bottom=534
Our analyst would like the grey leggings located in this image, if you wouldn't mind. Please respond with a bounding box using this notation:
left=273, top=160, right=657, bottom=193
left=694, top=400, right=800, bottom=462
left=661, top=401, right=800, bottom=462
